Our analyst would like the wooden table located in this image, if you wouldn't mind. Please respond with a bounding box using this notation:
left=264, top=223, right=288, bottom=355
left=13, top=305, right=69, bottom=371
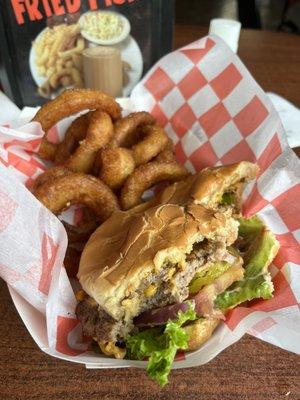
left=0, top=27, right=299, bottom=400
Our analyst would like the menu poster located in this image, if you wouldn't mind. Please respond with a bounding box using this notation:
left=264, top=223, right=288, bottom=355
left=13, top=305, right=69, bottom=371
left=0, top=0, right=174, bottom=107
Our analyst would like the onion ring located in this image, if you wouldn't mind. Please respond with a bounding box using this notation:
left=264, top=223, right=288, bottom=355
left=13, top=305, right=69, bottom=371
left=34, top=172, right=120, bottom=222
left=154, top=139, right=176, bottom=163
left=97, top=125, right=169, bottom=190
left=120, top=161, right=189, bottom=210
left=64, top=111, right=114, bottom=173
left=131, top=125, right=169, bottom=166
left=33, top=89, right=121, bottom=160
left=63, top=208, right=98, bottom=243
left=112, top=111, right=155, bottom=148
left=98, top=148, right=135, bottom=190
left=64, top=246, right=81, bottom=278
left=92, top=150, right=103, bottom=176
left=54, top=112, right=91, bottom=165
left=37, top=140, right=57, bottom=161
left=33, top=166, right=71, bottom=191
left=34, top=169, right=98, bottom=243
left=63, top=219, right=98, bottom=243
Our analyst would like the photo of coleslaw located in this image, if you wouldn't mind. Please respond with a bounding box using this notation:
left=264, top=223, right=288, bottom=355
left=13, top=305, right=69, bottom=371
left=79, top=11, right=130, bottom=45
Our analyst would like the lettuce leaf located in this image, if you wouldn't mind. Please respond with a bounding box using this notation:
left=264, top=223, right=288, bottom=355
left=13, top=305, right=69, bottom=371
left=215, top=216, right=277, bottom=310
left=189, top=261, right=231, bottom=294
left=126, top=303, right=197, bottom=387
left=215, top=273, right=273, bottom=310
left=238, top=215, right=263, bottom=237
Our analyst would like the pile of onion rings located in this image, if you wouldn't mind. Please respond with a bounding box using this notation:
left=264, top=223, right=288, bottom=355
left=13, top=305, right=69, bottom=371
left=32, top=89, right=189, bottom=277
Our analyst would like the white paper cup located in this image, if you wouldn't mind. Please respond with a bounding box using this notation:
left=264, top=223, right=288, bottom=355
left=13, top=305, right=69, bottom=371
left=209, top=19, right=241, bottom=53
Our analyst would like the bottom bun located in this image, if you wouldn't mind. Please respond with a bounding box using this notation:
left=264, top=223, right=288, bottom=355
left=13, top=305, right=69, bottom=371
left=184, top=318, right=220, bottom=352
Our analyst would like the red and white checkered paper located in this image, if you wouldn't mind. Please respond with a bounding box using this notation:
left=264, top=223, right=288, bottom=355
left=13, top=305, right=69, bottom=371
left=0, top=35, right=299, bottom=369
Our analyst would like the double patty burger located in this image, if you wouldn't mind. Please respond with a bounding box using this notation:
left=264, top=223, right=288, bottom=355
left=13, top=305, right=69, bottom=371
left=76, top=161, right=279, bottom=386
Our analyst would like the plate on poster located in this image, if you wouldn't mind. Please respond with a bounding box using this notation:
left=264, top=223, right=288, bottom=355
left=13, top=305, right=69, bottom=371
left=29, top=28, right=143, bottom=98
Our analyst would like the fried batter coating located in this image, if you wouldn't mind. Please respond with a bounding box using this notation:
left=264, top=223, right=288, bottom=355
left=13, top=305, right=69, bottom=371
left=131, top=125, right=169, bottom=166
left=112, top=111, right=155, bottom=147
left=120, top=161, right=189, bottom=210
left=33, top=166, right=71, bottom=191
left=98, top=148, right=135, bottom=190
left=64, top=110, right=114, bottom=173
left=55, top=112, right=91, bottom=165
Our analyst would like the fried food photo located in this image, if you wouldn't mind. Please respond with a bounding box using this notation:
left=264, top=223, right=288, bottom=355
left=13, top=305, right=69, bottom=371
left=31, top=89, right=280, bottom=387
left=33, top=23, right=84, bottom=98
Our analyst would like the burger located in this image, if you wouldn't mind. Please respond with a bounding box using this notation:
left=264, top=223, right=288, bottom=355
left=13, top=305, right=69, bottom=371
left=76, top=161, right=279, bottom=386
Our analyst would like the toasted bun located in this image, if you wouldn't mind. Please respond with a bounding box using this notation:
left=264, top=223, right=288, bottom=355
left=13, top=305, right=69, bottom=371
left=184, top=318, right=220, bottom=351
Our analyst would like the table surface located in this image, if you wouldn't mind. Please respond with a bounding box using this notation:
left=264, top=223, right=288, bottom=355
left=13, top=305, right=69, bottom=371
left=1, top=27, right=300, bottom=400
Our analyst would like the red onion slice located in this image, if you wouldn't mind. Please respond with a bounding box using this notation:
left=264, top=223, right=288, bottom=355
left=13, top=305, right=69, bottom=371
left=133, top=301, right=194, bottom=327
